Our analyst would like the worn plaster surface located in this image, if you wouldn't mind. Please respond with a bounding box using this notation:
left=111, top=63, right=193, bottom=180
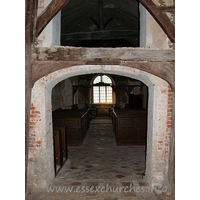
left=28, top=65, right=171, bottom=191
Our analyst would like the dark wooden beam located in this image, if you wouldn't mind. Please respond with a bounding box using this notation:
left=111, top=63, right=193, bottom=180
left=25, top=0, right=38, bottom=195
left=150, top=6, right=175, bottom=13
left=35, top=0, right=175, bottom=44
left=32, top=47, right=175, bottom=91
left=139, top=0, right=175, bottom=43
left=61, top=30, right=139, bottom=41
left=32, top=60, right=174, bottom=91
left=36, top=0, right=70, bottom=37
left=155, top=12, right=175, bottom=43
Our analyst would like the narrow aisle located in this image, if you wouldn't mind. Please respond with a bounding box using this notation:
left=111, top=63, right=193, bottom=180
left=56, top=118, right=146, bottom=180
left=27, top=119, right=163, bottom=200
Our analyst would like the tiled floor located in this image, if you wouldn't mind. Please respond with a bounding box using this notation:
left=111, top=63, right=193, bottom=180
left=26, top=118, right=165, bottom=200
left=57, top=118, right=146, bottom=180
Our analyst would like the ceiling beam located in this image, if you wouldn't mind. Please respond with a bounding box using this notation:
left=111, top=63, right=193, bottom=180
left=36, top=0, right=70, bottom=37
left=32, top=60, right=174, bottom=91
left=34, top=47, right=174, bottom=62
left=139, top=0, right=175, bottom=43
left=32, top=47, right=175, bottom=91
left=61, top=30, right=139, bottom=41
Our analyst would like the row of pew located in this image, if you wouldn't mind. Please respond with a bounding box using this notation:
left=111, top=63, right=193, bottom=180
left=52, top=108, right=90, bottom=174
left=52, top=107, right=146, bottom=174
left=112, top=108, right=147, bottom=146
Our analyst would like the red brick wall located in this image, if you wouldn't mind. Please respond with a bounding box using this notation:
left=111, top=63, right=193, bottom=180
left=29, top=103, right=42, bottom=148
left=165, top=86, right=173, bottom=163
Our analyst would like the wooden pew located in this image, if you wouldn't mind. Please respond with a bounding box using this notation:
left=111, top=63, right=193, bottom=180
left=53, top=126, right=68, bottom=162
left=52, top=108, right=90, bottom=146
left=53, top=130, right=63, bottom=175
left=113, top=108, right=147, bottom=146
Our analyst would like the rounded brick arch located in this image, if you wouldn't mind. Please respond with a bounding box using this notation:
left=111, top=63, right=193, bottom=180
left=28, top=65, right=171, bottom=190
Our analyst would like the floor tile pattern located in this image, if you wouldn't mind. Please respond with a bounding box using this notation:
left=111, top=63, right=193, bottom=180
left=57, top=118, right=146, bottom=180
left=26, top=118, right=164, bottom=200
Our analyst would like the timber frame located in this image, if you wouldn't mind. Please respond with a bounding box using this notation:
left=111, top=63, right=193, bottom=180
left=139, top=0, right=175, bottom=43
left=32, top=47, right=175, bottom=91
left=33, top=0, right=175, bottom=90
left=36, top=0, right=70, bottom=37
left=26, top=0, right=175, bottom=196
left=35, top=0, right=175, bottom=42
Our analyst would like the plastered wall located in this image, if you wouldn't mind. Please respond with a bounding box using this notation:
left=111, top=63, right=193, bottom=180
left=28, top=65, right=172, bottom=191
left=37, top=0, right=173, bottom=49
left=139, top=0, right=174, bottom=49
left=52, top=78, right=73, bottom=110
left=36, top=0, right=61, bottom=47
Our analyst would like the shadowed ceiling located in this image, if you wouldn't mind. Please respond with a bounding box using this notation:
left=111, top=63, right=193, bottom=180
left=61, top=0, right=140, bottom=47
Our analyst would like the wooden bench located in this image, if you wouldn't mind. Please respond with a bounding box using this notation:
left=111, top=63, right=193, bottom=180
left=53, top=130, right=63, bottom=175
left=52, top=108, right=90, bottom=146
left=113, top=108, right=147, bottom=146
left=53, top=126, right=68, bottom=161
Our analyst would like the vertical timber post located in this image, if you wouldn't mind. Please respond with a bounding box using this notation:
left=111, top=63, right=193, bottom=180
left=25, top=0, right=38, bottom=195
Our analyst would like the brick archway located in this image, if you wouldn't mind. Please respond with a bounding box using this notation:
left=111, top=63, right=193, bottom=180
left=28, top=65, right=172, bottom=191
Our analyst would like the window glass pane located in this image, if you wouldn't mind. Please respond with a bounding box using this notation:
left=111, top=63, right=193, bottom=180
left=100, top=86, right=106, bottom=103
left=93, top=76, right=113, bottom=103
left=102, top=75, right=112, bottom=83
left=107, top=86, right=112, bottom=93
left=106, top=86, right=112, bottom=103
left=93, top=76, right=101, bottom=84
left=93, top=86, right=99, bottom=103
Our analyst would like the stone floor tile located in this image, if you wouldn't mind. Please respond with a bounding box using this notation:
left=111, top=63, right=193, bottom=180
left=26, top=118, right=159, bottom=200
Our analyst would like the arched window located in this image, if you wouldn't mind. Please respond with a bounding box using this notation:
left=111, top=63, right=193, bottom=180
left=93, top=75, right=113, bottom=103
